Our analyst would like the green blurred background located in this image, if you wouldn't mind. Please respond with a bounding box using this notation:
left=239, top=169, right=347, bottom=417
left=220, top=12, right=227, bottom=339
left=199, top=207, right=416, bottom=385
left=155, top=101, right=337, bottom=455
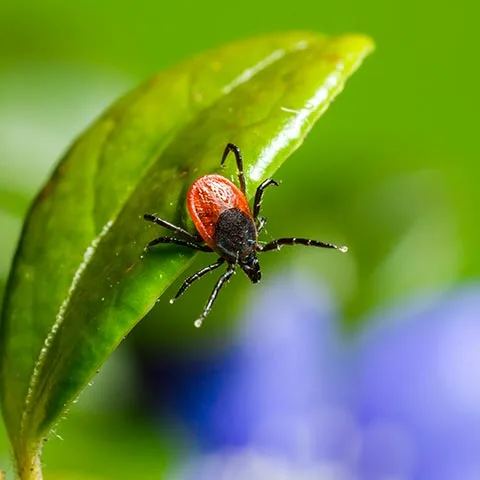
left=0, top=0, right=477, bottom=478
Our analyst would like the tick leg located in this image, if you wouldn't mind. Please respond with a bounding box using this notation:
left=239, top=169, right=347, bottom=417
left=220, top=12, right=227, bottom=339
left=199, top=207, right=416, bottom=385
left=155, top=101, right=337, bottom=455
left=253, top=178, right=279, bottom=221
left=194, top=264, right=236, bottom=328
left=221, top=143, right=246, bottom=194
left=146, top=236, right=213, bottom=252
left=144, top=213, right=197, bottom=241
left=171, top=257, right=225, bottom=302
left=258, top=237, right=348, bottom=253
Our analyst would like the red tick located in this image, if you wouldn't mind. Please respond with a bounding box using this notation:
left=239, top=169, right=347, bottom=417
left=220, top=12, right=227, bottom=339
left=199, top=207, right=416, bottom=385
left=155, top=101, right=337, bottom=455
left=144, top=143, right=347, bottom=327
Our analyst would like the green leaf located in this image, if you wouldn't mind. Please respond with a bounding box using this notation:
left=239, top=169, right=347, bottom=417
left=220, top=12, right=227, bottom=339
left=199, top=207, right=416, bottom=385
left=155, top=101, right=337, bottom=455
left=0, top=31, right=373, bottom=474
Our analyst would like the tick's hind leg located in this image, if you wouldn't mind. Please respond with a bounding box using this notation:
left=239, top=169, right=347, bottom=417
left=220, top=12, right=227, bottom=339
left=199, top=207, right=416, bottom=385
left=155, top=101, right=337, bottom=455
left=221, top=143, right=246, bottom=194
left=144, top=213, right=197, bottom=241
left=171, top=257, right=225, bottom=302
left=146, top=236, right=212, bottom=252
left=258, top=237, right=348, bottom=253
left=194, top=264, right=235, bottom=328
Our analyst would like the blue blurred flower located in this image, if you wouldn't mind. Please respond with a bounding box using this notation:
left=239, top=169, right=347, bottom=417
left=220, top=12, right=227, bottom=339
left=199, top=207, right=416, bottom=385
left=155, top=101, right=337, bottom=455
left=143, top=273, right=480, bottom=480
left=352, top=287, right=480, bottom=480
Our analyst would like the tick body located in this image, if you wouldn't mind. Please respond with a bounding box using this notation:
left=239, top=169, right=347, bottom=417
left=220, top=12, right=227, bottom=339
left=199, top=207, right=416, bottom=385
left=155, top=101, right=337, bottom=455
left=144, top=143, right=347, bottom=327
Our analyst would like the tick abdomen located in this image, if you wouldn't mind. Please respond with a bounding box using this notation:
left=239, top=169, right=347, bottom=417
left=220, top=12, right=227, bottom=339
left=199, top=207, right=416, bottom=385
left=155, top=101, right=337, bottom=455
left=187, top=174, right=251, bottom=250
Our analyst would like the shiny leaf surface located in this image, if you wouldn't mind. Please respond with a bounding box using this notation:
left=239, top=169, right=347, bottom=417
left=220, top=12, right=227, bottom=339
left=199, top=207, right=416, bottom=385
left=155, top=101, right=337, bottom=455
left=0, top=32, right=374, bottom=468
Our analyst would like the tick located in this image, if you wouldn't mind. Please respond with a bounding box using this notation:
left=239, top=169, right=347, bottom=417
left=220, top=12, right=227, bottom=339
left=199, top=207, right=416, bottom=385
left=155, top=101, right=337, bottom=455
left=144, top=143, right=347, bottom=327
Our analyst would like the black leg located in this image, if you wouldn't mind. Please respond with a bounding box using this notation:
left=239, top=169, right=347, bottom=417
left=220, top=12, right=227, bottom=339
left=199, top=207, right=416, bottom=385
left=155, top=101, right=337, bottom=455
left=258, top=237, right=348, bottom=253
left=146, top=236, right=212, bottom=252
left=194, top=264, right=236, bottom=328
left=221, top=143, right=246, bottom=194
left=253, top=178, right=279, bottom=220
left=171, top=258, right=225, bottom=302
left=144, top=213, right=197, bottom=241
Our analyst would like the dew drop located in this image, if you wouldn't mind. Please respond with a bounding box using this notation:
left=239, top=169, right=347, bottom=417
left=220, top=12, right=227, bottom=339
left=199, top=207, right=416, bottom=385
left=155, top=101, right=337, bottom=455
left=101, top=297, right=105, bottom=302
left=169, top=298, right=174, bottom=304
left=194, top=318, right=203, bottom=328
left=339, top=245, right=348, bottom=253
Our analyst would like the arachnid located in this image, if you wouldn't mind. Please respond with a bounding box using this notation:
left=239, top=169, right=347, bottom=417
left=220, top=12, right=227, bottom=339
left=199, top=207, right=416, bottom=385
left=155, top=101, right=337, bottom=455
left=144, top=143, right=347, bottom=327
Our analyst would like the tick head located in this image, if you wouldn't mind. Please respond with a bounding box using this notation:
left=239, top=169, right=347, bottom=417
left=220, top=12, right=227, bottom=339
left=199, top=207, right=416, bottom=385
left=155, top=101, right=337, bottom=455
left=240, top=251, right=261, bottom=283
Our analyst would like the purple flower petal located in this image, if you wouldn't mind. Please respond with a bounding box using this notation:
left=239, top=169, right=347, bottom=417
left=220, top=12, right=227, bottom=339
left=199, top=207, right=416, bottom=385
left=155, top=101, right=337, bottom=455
left=353, top=285, right=480, bottom=479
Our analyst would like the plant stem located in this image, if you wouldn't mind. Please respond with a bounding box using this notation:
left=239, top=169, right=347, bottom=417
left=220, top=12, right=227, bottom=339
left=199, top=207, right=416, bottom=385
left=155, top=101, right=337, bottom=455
left=16, top=442, right=43, bottom=480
